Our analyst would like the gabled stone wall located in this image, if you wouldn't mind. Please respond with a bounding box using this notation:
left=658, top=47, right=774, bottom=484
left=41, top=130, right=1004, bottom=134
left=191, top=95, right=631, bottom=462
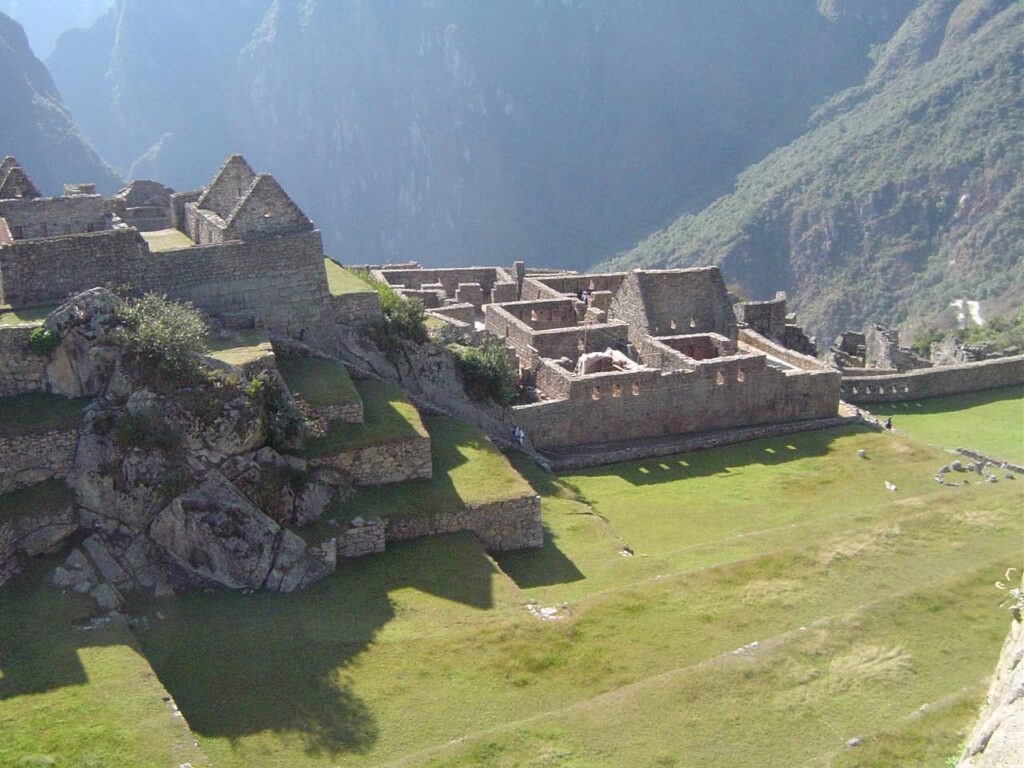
left=841, top=356, right=1024, bottom=403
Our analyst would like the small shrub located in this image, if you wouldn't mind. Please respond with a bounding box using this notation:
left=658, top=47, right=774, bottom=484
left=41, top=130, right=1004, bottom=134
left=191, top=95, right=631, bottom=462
left=26, top=326, right=60, bottom=356
left=156, top=469, right=192, bottom=501
left=353, top=271, right=429, bottom=356
left=113, top=411, right=181, bottom=453
left=115, top=294, right=208, bottom=381
left=249, top=371, right=308, bottom=452
left=449, top=338, right=518, bottom=405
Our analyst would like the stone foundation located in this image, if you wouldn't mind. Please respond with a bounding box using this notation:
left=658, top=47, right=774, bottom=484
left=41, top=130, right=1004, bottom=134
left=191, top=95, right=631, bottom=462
left=386, top=494, right=542, bottom=551
left=311, top=435, right=432, bottom=485
left=0, top=325, right=48, bottom=396
left=0, top=429, right=79, bottom=493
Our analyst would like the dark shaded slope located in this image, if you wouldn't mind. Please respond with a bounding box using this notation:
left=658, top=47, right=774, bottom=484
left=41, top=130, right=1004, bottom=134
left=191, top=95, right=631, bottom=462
left=606, top=0, right=1022, bottom=341
left=49, top=0, right=916, bottom=266
left=0, top=12, right=119, bottom=194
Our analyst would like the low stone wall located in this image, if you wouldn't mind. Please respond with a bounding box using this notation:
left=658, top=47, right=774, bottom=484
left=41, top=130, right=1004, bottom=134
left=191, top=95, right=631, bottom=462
left=310, top=435, right=431, bottom=485
left=317, top=402, right=364, bottom=424
left=957, top=618, right=1022, bottom=767
left=738, top=327, right=825, bottom=371
left=0, top=429, right=79, bottom=493
left=0, top=491, right=77, bottom=586
left=386, top=494, right=542, bottom=551
left=0, top=324, right=48, bottom=396
left=842, top=356, right=1024, bottom=403
left=331, top=292, right=383, bottom=325
left=336, top=518, right=387, bottom=557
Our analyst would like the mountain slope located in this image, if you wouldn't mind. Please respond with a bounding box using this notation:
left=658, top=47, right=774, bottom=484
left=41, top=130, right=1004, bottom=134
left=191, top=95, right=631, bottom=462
left=48, top=0, right=917, bottom=267
left=605, top=0, right=1022, bottom=341
left=0, top=12, right=119, bottom=195
left=0, top=0, right=113, bottom=57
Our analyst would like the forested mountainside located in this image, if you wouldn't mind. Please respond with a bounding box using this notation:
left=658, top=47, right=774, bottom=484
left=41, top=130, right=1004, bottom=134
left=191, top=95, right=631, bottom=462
left=0, top=12, right=119, bottom=195
left=605, top=0, right=1023, bottom=342
left=47, top=0, right=916, bottom=267
left=0, top=0, right=112, bottom=57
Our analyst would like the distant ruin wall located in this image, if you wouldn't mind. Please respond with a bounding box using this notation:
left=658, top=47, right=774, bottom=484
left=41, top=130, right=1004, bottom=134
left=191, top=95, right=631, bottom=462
left=0, top=429, right=79, bottom=494
left=738, top=328, right=825, bottom=371
left=842, top=356, right=1024, bottom=403
left=0, top=195, right=108, bottom=240
left=0, top=325, right=48, bottom=396
left=386, top=494, right=543, bottom=551
left=515, top=358, right=840, bottom=450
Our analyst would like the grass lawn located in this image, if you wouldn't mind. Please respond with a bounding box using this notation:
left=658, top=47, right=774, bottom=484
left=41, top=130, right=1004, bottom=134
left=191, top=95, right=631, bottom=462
left=0, top=304, right=56, bottom=326
left=1, top=393, right=1020, bottom=767
left=324, top=259, right=374, bottom=295
left=0, top=560, right=209, bottom=768
left=867, top=386, right=1024, bottom=463
left=300, top=379, right=427, bottom=457
left=205, top=329, right=272, bottom=368
left=0, top=393, right=90, bottom=437
left=277, top=356, right=360, bottom=407
left=0, top=480, right=74, bottom=526
left=141, top=228, right=195, bottom=252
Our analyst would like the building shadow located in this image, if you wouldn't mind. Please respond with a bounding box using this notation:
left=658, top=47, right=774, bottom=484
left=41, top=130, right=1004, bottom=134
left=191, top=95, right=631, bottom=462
left=493, top=525, right=585, bottom=589
left=562, top=424, right=871, bottom=489
left=0, top=532, right=501, bottom=758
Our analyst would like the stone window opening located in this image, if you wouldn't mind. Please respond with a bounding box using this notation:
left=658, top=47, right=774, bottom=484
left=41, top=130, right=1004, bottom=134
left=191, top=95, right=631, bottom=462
left=632, top=382, right=640, bottom=396
left=612, top=383, right=622, bottom=397
left=530, top=309, right=538, bottom=322
left=851, top=386, right=858, bottom=395
left=689, top=317, right=697, bottom=329
left=263, top=207, right=272, bottom=219
left=737, top=367, right=745, bottom=382
left=903, top=385, right=910, bottom=393
left=890, top=385, right=898, bottom=394
left=591, top=385, right=601, bottom=400
left=716, top=370, right=725, bottom=386
left=670, top=319, right=677, bottom=330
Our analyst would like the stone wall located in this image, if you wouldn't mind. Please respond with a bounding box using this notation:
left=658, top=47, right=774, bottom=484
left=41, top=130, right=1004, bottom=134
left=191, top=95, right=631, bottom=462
left=0, top=229, right=330, bottom=335
left=841, top=356, right=1024, bottom=403
left=386, top=494, right=542, bottom=551
left=0, top=195, right=109, bottom=240
left=0, top=325, right=48, bottom=395
left=530, top=272, right=627, bottom=296
left=310, top=434, right=432, bottom=486
left=330, top=292, right=383, bottom=325
left=957, top=618, right=1022, bottom=767
left=377, top=267, right=504, bottom=299
left=736, top=294, right=787, bottom=339
left=738, top=328, right=826, bottom=371
left=0, top=487, right=77, bottom=587
left=0, top=429, right=79, bottom=494
left=515, top=352, right=841, bottom=450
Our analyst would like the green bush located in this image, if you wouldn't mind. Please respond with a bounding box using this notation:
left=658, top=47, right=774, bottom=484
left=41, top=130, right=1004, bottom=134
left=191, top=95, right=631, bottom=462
left=353, top=271, right=429, bottom=355
left=115, top=294, right=208, bottom=380
left=26, top=326, right=60, bottom=356
left=249, top=371, right=308, bottom=452
left=113, top=411, right=181, bottom=453
left=449, top=338, right=518, bottom=405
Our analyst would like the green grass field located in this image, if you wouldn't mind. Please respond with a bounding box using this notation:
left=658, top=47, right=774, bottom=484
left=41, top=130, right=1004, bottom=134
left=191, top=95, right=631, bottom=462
left=0, top=304, right=56, bottom=326
left=325, top=259, right=375, bottom=295
left=205, top=329, right=273, bottom=367
left=868, top=386, right=1024, bottom=464
left=277, top=356, right=360, bottom=407
left=0, top=390, right=1020, bottom=767
left=0, top=392, right=90, bottom=437
left=299, top=379, right=427, bottom=457
left=141, top=228, right=195, bottom=252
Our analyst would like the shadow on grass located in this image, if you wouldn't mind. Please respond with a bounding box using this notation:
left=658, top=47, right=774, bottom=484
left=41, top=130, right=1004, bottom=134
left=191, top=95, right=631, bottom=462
left=0, top=535, right=500, bottom=758
left=494, top=525, right=585, bottom=590
left=565, top=425, right=871, bottom=489
left=864, top=385, right=1024, bottom=417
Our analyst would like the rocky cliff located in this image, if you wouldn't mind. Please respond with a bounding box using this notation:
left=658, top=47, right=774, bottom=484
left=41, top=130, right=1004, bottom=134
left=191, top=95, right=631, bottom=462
left=606, top=0, right=1022, bottom=341
left=48, top=0, right=915, bottom=267
left=0, top=12, right=119, bottom=195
